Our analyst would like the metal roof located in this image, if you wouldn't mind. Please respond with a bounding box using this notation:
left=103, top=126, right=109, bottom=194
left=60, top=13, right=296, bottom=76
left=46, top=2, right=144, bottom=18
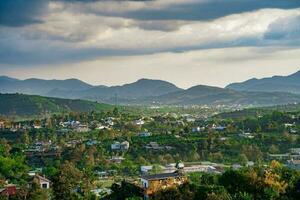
left=141, top=172, right=183, bottom=181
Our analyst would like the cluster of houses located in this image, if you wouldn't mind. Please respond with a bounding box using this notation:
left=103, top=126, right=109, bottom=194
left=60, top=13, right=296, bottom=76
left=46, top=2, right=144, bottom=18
left=239, top=132, right=255, bottom=139
left=25, top=141, right=61, bottom=158
left=110, top=156, right=125, bottom=164
left=59, top=121, right=90, bottom=133
left=145, top=142, right=173, bottom=151
left=137, top=159, right=259, bottom=198
left=138, top=131, right=152, bottom=137
left=133, top=119, right=145, bottom=126
left=285, top=123, right=298, bottom=134
left=111, top=141, right=130, bottom=151
left=140, top=162, right=223, bottom=175
left=0, top=121, right=47, bottom=132
left=0, top=116, right=119, bottom=134
left=267, top=147, right=300, bottom=169
left=0, top=173, right=51, bottom=198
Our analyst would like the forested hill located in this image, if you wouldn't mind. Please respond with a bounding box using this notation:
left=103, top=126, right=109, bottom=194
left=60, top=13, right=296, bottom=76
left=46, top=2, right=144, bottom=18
left=0, top=93, right=114, bottom=116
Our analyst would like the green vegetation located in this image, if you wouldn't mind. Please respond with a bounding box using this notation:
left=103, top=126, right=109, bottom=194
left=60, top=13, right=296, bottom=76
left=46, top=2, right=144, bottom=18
left=0, top=93, right=113, bottom=117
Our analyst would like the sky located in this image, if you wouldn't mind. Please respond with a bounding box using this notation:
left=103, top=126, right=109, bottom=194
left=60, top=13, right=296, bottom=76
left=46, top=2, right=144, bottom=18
left=0, top=0, right=300, bottom=88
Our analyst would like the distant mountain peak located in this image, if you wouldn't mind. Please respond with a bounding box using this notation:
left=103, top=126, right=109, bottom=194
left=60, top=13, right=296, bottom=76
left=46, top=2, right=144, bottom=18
left=226, top=69, right=300, bottom=94
left=134, top=78, right=177, bottom=85
left=0, top=76, right=19, bottom=82
left=290, top=69, right=300, bottom=77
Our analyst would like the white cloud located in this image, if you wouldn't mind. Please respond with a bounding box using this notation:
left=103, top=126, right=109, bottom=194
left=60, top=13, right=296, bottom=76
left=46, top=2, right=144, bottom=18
left=26, top=7, right=300, bottom=50
left=264, top=15, right=300, bottom=40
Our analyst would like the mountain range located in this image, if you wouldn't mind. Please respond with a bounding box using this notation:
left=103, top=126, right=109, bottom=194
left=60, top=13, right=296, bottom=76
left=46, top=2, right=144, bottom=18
left=1, top=70, right=300, bottom=107
left=226, top=70, right=300, bottom=94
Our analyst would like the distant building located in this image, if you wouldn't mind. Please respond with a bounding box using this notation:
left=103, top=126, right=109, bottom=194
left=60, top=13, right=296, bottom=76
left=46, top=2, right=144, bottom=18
left=75, top=124, right=90, bottom=133
left=33, top=124, right=42, bottom=129
left=133, top=119, right=145, bottom=126
left=290, top=148, right=300, bottom=155
left=239, top=132, right=254, bottom=139
left=96, top=125, right=110, bottom=130
left=246, top=161, right=255, bottom=167
left=90, top=188, right=112, bottom=198
left=145, top=142, right=163, bottom=151
left=111, top=141, right=130, bottom=151
left=219, top=137, right=228, bottom=141
left=141, top=166, right=153, bottom=174
left=213, top=126, right=226, bottom=131
left=184, top=165, right=216, bottom=173
left=145, top=142, right=173, bottom=151
left=86, top=140, right=99, bottom=146
left=95, top=171, right=109, bottom=179
left=104, top=117, right=115, bottom=126
left=141, top=172, right=187, bottom=198
left=287, top=159, right=300, bottom=170
left=0, top=121, right=5, bottom=129
left=66, top=139, right=82, bottom=148
left=139, top=132, right=152, bottom=137
left=111, top=142, right=121, bottom=150
left=110, top=156, right=125, bottom=164
left=192, top=127, right=202, bottom=133
left=121, top=141, right=130, bottom=150
left=232, top=164, right=242, bottom=170
left=0, top=184, right=17, bottom=197
left=31, top=175, right=51, bottom=189
left=285, top=123, right=294, bottom=128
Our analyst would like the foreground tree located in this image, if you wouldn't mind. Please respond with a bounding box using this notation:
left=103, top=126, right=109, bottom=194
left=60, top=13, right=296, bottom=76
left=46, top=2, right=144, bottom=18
left=52, top=161, right=83, bottom=200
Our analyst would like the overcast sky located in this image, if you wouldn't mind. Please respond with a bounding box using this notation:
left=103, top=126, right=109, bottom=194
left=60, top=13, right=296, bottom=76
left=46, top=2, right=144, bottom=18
left=0, top=0, right=300, bottom=88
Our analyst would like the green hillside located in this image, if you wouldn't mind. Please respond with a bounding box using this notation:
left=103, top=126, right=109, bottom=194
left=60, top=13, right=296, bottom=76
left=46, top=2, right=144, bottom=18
left=0, top=93, right=114, bottom=116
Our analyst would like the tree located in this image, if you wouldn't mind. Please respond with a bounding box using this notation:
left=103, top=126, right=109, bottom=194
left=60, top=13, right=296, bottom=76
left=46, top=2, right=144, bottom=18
left=232, top=192, right=253, bottom=200
left=52, top=161, right=83, bottom=200
left=28, top=180, right=49, bottom=200
left=269, top=145, right=279, bottom=154
left=21, top=132, right=30, bottom=146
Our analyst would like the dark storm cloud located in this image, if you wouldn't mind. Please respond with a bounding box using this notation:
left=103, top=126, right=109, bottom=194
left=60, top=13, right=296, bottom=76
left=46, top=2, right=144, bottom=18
left=0, top=32, right=262, bottom=66
left=0, top=0, right=49, bottom=27
left=1, top=0, right=300, bottom=27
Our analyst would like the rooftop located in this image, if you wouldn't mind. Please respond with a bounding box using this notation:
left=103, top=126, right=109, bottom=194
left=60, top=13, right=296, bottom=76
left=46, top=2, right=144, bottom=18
left=141, top=172, right=183, bottom=181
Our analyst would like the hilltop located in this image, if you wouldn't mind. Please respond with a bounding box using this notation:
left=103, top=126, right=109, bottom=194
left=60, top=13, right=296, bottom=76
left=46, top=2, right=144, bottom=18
left=0, top=93, right=113, bottom=116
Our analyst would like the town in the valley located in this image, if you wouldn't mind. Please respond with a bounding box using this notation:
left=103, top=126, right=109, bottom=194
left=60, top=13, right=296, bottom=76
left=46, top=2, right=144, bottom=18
left=1, top=105, right=300, bottom=199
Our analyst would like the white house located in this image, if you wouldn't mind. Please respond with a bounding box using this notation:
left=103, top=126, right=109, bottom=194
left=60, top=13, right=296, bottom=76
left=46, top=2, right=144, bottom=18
left=139, top=132, right=152, bottom=137
left=111, top=142, right=121, bottom=150
left=133, top=119, right=145, bottom=125
left=110, top=156, right=125, bottom=163
left=288, top=159, right=300, bottom=170
left=141, top=166, right=153, bottom=174
left=111, top=141, right=130, bottom=151
left=290, top=148, right=300, bottom=155
left=31, top=175, right=51, bottom=189
left=121, top=141, right=130, bottom=150
left=75, top=124, right=90, bottom=133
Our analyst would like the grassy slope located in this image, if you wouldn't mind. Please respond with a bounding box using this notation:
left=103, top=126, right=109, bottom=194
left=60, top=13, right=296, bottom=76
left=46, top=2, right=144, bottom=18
left=0, top=93, right=114, bottom=116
